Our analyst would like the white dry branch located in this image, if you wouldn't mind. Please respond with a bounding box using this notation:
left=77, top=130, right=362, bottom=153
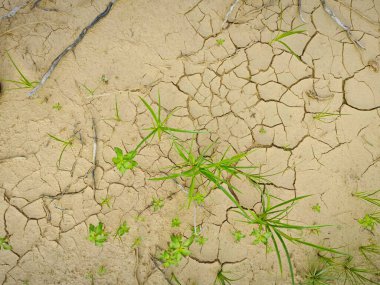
left=28, top=0, right=117, bottom=97
left=0, top=1, right=30, bottom=20
left=222, top=0, right=240, bottom=28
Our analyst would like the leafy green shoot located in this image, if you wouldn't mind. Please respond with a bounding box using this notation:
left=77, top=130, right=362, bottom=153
left=100, top=195, right=113, bottom=208
left=301, top=260, right=332, bottom=285
left=152, top=197, right=164, bottom=212
left=88, top=222, right=108, bottom=246
left=195, top=234, right=208, bottom=246
left=312, top=203, right=321, bottom=213
left=132, top=236, right=142, bottom=249
left=270, top=25, right=306, bottom=61
left=232, top=230, right=246, bottom=243
left=114, top=221, right=130, bottom=240
left=241, top=193, right=344, bottom=285
left=2, top=52, right=39, bottom=90
left=159, top=234, right=193, bottom=267
left=216, top=39, right=225, bottom=46
left=358, top=212, right=380, bottom=231
left=359, top=244, right=380, bottom=268
left=0, top=236, right=12, bottom=250
left=259, top=126, right=266, bottom=134
left=171, top=217, right=181, bottom=228
left=112, top=147, right=138, bottom=173
left=214, top=269, right=241, bottom=285
left=48, top=133, right=74, bottom=167
left=353, top=190, right=380, bottom=207
left=97, top=265, right=107, bottom=276
left=52, top=102, right=62, bottom=111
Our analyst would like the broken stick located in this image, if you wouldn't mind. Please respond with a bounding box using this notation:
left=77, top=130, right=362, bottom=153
left=28, top=0, right=117, bottom=97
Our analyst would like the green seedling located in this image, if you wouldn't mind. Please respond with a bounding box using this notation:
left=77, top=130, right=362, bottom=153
left=88, top=222, right=108, bottom=246
left=359, top=244, right=380, bottom=268
left=152, top=197, right=164, bottom=212
left=151, top=139, right=268, bottom=212
left=132, top=236, right=142, bottom=249
left=319, top=255, right=379, bottom=285
left=171, top=217, right=181, bottom=228
left=114, top=97, right=121, bottom=122
left=312, top=204, right=321, bottom=213
left=2, top=52, right=39, bottom=90
left=101, top=74, right=109, bottom=84
left=112, top=147, right=138, bottom=173
left=353, top=189, right=380, bottom=207
left=240, top=194, right=344, bottom=285
left=302, top=261, right=333, bottom=285
left=358, top=212, right=380, bottom=231
left=97, top=265, right=107, bottom=276
left=312, top=111, right=344, bottom=122
left=159, top=234, right=194, bottom=267
left=195, top=234, right=207, bottom=246
left=114, top=221, right=130, bottom=240
left=259, top=126, right=266, bottom=134
left=232, top=230, right=246, bottom=243
left=251, top=227, right=272, bottom=245
left=216, top=39, right=225, bottom=46
left=135, top=215, right=145, bottom=222
left=81, top=83, right=98, bottom=96
left=52, top=102, right=62, bottom=110
left=100, top=195, right=113, bottom=208
left=270, top=25, right=306, bottom=61
left=48, top=133, right=74, bottom=167
left=0, top=236, right=12, bottom=250
left=214, top=269, right=240, bottom=285
left=192, top=192, right=205, bottom=205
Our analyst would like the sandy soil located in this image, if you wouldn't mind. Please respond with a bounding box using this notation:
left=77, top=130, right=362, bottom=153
left=0, top=0, right=380, bottom=284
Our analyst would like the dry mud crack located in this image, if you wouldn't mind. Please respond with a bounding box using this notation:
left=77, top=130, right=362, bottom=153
left=0, top=0, right=380, bottom=284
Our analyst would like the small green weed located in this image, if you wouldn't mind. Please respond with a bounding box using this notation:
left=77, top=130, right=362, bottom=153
left=112, top=147, right=138, bottom=173
left=97, top=265, right=107, bottom=276
left=88, top=222, right=108, bottom=246
left=216, top=39, right=225, bottom=46
left=312, top=111, right=345, bottom=122
left=259, top=126, right=266, bottom=134
left=359, top=244, right=380, bottom=268
left=132, top=236, right=142, bottom=249
left=100, top=195, right=113, bottom=208
left=270, top=25, right=306, bottom=61
left=0, top=236, right=12, bottom=250
left=52, top=102, right=62, bottom=110
left=195, top=234, right=207, bottom=246
left=232, top=230, right=246, bottom=243
left=171, top=217, right=181, bottom=228
left=152, top=197, right=164, bottom=212
left=81, top=83, right=98, bottom=96
left=312, top=204, right=321, bottom=213
left=2, top=52, right=39, bottom=90
left=48, top=133, right=74, bottom=167
left=159, top=234, right=193, bottom=267
left=358, top=213, right=380, bottom=231
left=353, top=190, right=380, bottom=207
left=114, top=221, right=130, bottom=240
left=301, top=261, right=332, bottom=285
left=214, top=269, right=240, bottom=285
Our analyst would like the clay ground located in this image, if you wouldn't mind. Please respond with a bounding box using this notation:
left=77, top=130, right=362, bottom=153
left=0, top=0, right=380, bottom=284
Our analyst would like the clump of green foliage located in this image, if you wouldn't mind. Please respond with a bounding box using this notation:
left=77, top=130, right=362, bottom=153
left=232, top=230, right=245, bottom=243
left=114, top=221, right=130, bottom=240
left=160, top=234, right=194, bottom=267
left=0, top=236, right=12, bottom=250
left=358, top=213, right=380, bottom=231
left=214, top=269, right=240, bottom=285
left=152, top=197, right=164, bottom=212
left=88, top=222, right=109, bottom=246
left=171, top=217, right=181, bottom=228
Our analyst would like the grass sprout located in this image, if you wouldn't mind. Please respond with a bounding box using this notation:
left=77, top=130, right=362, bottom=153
left=359, top=244, right=380, bottom=268
left=270, top=25, right=306, bottom=61
left=2, top=52, right=39, bottom=90
left=214, top=269, right=241, bottom=285
left=301, top=261, right=332, bottom=285
left=358, top=212, right=380, bottom=231
left=353, top=189, right=380, bottom=207
left=48, top=133, right=74, bottom=167
left=312, top=111, right=345, bottom=122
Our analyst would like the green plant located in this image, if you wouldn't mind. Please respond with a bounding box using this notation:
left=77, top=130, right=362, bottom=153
left=312, top=111, right=344, bottom=122
left=100, top=195, right=112, bottom=208
left=114, top=221, right=130, bottom=240
left=312, top=204, right=321, bottom=213
left=112, top=147, right=138, bottom=173
left=270, top=25, right=306, bottom=61
left=97, top=265, right=107, bottom=276
left=88, top=222, right=109, bottom=246
left=152, top=197, right=164, bottom=212
left=0, top=236, right=12, bottom=250
left=232, top=230, right=245, bottom=243
left=359, top=244, right=380, bottom=268
left=301, top=261, right=332, bottom=285
left=159, top=234, right=193, bottom=267
left=112, top=94, right=200, bottom=175
left=195, top=234, right=207, bottom=246
left=353, top=190, right=380, bottom=207
left=319, top=255, right=379, bottom=284
left=240, top=194, right=343, bottom=285
left=214, top=269, right=240, bottom=285
left=48, top=133, right=74, bottom=167
left=216, top=39, right=225, bottom=46
left=2, top=52, right=39, bottom=90
left=81, top=83, right=98, bottom=96
left=114, top=97, right=121, bottom=122
left=132, top=236, right=142, bottom=249
left=358, top=212, right=380, bottom=231
left=52, top=102, right=62, bottom=110
left=171, top=217, right=181, bottom=228
left=259, top=126, right=266, bottom=134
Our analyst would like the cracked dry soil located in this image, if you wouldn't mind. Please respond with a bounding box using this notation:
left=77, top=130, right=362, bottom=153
left=0, top=0, right=380, bottom=284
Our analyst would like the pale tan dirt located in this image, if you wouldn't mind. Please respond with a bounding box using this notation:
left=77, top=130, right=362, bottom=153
left=0, top=0, right=380, bottom=284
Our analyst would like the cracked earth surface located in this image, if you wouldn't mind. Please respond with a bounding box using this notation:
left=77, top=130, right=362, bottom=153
left=0, top=0, right=380, bottom=284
